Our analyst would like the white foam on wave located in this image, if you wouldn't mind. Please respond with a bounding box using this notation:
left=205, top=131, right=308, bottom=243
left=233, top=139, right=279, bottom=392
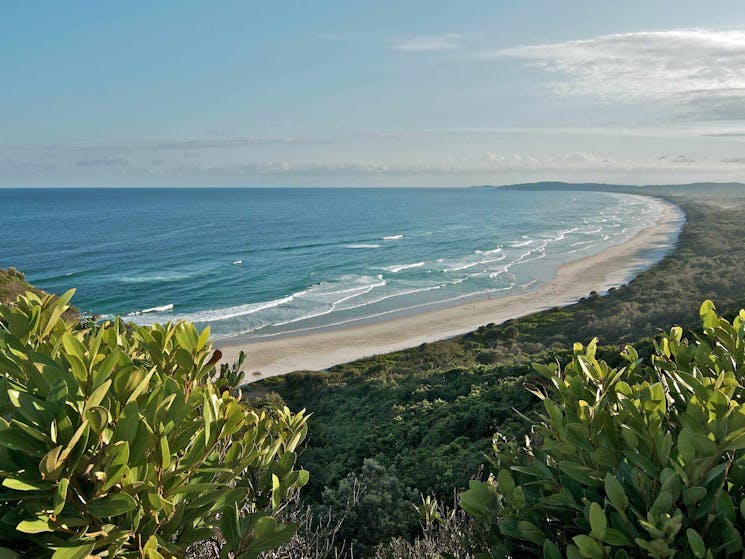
left=385, top=261, right=425, bottom=273
left=119, top=272, right=195, bottom=284
left=550, top=227, right=579, bottom=242
left=133, top=274, right=389, bottom=327
left=245, top=282, right=522, bottom=340
left=264, top=277, right=475, bottom=333
left=485, top=241, right=549, bottom=278
left=172, top=295, right=297, bottom=323
left=443, top=254, right=506, bottom=272
left=512, top=238, right=534, bottom=248
left=252, top=276, right=394, bottom=330
left=345, top=244, right=382, bottom=249
left=295, top=276, right=387, bottom=302
left=383, top=234, right=403, bottom=240
left=128, top=303, right=174, bottom=316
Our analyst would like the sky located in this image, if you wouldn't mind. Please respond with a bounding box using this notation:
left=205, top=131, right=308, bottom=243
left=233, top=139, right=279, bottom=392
left=4, top=1, right=745, bottom=187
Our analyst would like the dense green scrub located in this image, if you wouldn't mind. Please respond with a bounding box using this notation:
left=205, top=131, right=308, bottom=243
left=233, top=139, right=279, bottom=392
left=0, top=291, right=308, bottom=558
left=462, top=301, right=745, bottom=558
left=259, top=186, right=745, bottom=549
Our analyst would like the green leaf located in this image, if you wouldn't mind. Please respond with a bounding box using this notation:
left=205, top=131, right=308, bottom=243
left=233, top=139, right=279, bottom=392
left=86, top=492, right=137, bottom=518
left=683, top=486, right=707, bottom=507
left=39, top=445, right=65, bottom=481
left=271, top=473, right=282, bottom=512
left=560, top=461, right=599, bottom=486
left=221, top=504, right=241, bottom=549
left=158, top=433, right=170, bottom=470
left=85, top=379, right=111, bottom=412
left=572, top=535, right=603, bottom=559
left=699, top=300, right=719, bottom=329
left=239, top=517, right=297, bottom=559
left=143, top=535, right=164, bottom=559
left=497, top=469, right=516, bottom=498
left=3, top=476, right=53, bottom=491
left=517, top=520, right=545, bottom=546
left=111, top=401, right=140, bottom=446
left=686, top=528, right=706, bottom=559
left=543, top=540, right=562, bottom=559
left=605, top=472, right=629, bottom=513
left=51, top=542, right=95, bottom=559
left=59, top=420, right=89, bottom=461
left=589, top=502, right=607, bottom=540
left=54, top=478, right=69, bottom=516
left=603, top=528, right=631, bottom=546
left=460, top=480, right=496, bottom=521
left=16, top=517, right=53, bottom=533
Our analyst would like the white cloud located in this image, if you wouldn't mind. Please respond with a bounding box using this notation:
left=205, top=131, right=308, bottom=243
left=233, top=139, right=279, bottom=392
left=391, top=34, right=462, bottom=52
left=483, top=151, right=613, bottom=170
left=174, top=150, right=620, bottom=178
left=486, top=30, right=745, bottom=120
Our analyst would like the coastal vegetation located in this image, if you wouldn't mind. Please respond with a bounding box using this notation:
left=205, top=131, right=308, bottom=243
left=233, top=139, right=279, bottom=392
left=462, top=300, right=745, bottom=558
left=0, top=290, right=308, bottom=558
left=259, top=187, right=745, bottom=553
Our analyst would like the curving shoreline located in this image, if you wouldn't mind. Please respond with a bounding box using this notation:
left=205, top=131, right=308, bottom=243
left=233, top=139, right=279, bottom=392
left=217, top=197, right=684, bottom=381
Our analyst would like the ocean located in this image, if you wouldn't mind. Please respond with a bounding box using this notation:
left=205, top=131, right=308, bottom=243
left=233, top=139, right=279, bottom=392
left=0, top=187, right=678, bottom=340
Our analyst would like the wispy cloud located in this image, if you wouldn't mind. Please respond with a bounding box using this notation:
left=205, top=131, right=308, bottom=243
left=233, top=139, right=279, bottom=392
left=77, top=157, right=129, bottom=169
left=8, top=136, right=329, bottom=155
left=483, top=151, right=614, bottom=169
left=391, top=34, right=462, bottom=52
left=703, top=132, right=745, bottom=138
left=486, top=30, right=745, bottom=121
left=659, top=154, right=697, bottom=164
left=164, top=151, right=629, bottom=178
left=7, top=148, right=745, bottom=186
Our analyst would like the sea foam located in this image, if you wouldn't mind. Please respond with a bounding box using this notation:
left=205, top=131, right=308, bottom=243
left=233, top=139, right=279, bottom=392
left=128, top=303, right=175, bottom=316
left=385, top=262, right=425, bottom=273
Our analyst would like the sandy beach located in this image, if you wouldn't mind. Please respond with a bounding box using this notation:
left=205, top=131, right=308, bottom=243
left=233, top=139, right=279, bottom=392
left=218, top=198, right=683, bottom=381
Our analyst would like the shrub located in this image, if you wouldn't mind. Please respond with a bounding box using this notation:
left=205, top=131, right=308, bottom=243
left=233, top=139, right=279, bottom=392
left=462, top=300, right=745, bottom=558
left=0, top=290, right=309, bottom=558
left=375, top=495, right=480, bottom=559
left=321, top=458, right=419, bottom=555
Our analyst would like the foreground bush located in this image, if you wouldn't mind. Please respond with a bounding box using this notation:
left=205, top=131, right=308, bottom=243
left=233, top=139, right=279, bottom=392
left=0, top=291, right=309, bottom=558
left=462, top=301, right=745, bottom=558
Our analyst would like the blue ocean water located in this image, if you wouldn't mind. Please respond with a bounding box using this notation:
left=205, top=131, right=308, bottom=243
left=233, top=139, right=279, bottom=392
left=0, top=188, right=674, bottom=339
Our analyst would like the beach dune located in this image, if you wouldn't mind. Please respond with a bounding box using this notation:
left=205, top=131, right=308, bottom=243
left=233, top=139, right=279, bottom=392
left=218, top=199, right=682, bottom=381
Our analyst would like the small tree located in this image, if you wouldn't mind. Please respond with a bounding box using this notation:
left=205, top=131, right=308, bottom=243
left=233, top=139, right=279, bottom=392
left=462, top=300, right=745, bottom=558
left=0, top=290, right=309, bottom=558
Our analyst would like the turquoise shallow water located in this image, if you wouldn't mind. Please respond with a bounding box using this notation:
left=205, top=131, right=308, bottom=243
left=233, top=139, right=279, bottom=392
left=0, top=187, right=676, bottom=339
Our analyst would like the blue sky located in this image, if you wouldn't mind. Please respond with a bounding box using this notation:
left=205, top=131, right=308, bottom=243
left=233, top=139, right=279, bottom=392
left=4, top=1, right=745, bottom=186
